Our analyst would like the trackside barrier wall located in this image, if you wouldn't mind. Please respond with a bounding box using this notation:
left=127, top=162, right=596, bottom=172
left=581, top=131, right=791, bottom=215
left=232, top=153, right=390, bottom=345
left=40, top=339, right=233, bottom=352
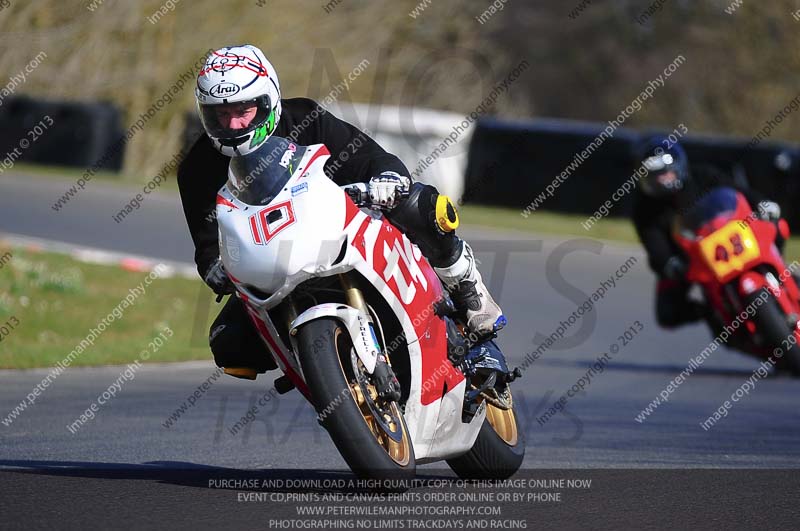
left=464, top=117, right=800, bottom=225
left=0, top=96, right=125, bottom=171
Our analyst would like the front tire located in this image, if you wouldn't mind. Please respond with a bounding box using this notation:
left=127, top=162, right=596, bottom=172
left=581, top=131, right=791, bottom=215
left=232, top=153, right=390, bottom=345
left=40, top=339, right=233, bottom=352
left=446, top=393, right=525, bottom=479
left=297, top=318, right=416, bottom=479
left=751, top=290, right=800, bottom=376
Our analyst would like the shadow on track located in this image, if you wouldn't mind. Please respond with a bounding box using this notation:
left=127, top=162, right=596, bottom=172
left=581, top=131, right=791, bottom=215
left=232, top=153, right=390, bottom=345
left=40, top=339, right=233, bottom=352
left=0, top=460, right=454, bottom=492
left=536, top=358, right=763, bottom=378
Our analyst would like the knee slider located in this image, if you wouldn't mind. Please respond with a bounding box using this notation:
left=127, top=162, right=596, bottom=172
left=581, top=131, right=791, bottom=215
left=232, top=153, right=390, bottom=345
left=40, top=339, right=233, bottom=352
left=386, top=182, right=461, bottom=267
left=435, top=194, right=459, bottom=233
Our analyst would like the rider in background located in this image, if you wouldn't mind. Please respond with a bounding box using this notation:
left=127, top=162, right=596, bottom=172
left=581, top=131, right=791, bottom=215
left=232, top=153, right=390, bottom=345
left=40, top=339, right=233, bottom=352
left=178, top=44, right=506, bottom=379
left=631, top=136, right=783, bottom=328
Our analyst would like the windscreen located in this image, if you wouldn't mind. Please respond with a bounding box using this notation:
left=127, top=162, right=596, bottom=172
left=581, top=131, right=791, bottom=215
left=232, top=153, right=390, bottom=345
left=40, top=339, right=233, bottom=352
left=227, top=136, right=308, bottom=206
left=680, top=186, right=740, bottom=234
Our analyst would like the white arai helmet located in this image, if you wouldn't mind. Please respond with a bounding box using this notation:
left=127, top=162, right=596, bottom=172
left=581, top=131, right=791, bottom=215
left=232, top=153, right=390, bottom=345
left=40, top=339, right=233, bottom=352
left=196, top=44, right=282, bottom=156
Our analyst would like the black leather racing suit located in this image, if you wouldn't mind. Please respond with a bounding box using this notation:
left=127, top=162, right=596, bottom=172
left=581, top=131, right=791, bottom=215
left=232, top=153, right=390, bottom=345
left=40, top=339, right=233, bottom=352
left=177, top=97, right=460, bottom=372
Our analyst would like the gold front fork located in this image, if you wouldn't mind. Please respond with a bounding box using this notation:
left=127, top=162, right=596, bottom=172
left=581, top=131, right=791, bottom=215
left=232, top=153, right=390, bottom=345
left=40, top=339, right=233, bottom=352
left=283, top=295, right=299, bottom=334
left=340, top=273, right=370, bottom=318
left=340, top=274, right=389, bottom=366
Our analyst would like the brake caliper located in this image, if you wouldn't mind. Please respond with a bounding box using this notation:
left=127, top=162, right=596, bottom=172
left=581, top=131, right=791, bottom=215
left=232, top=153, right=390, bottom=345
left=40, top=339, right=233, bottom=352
left=372, top=355, right=401, bottom=402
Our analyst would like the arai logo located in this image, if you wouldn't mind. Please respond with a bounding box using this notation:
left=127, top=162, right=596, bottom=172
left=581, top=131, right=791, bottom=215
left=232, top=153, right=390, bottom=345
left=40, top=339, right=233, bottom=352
left=209, top=82, right=240, bottom=98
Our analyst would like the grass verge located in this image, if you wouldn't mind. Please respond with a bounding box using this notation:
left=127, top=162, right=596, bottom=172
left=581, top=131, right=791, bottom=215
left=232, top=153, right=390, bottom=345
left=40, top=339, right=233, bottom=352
left=13, top=163, right=181, bottom=193
left=0, top=246, right=214, bottom=369
left=458, top=204, right=800, bottom=263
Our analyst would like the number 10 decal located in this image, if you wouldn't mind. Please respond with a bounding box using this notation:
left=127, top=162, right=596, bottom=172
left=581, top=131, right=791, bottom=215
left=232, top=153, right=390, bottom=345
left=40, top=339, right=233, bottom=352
left=249, top=200, right=296, bottom=245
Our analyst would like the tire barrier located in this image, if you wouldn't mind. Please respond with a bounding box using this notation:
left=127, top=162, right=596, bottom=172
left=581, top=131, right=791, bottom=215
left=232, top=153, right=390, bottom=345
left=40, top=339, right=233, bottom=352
left=0, top=96, right=125, bottom=171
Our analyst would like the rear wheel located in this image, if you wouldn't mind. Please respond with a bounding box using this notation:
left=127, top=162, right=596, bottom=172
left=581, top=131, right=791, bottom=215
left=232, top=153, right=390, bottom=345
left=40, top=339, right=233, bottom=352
left=751, top=290, right=800, bottom=376
left=446, top=388, right=525, bottom=479
left=297, top=318, right=415, bottom=479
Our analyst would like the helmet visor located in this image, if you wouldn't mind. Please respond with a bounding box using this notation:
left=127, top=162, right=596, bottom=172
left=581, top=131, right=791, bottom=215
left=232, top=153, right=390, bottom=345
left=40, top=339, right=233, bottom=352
left=199, top=95, right=271, bottom=140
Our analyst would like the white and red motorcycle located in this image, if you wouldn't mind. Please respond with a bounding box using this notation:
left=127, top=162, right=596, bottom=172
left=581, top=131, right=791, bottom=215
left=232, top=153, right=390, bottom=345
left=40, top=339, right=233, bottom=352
left=216, top=136, right=524, bottom=479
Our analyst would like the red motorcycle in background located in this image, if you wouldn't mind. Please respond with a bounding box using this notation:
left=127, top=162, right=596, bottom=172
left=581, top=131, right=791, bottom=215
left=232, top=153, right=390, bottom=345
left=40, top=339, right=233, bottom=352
left=674, top=186, right=800, bottom=375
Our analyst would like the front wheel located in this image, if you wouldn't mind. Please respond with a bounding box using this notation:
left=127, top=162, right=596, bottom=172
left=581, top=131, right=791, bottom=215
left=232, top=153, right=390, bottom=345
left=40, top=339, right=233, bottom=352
left=750, top=290, right=800, bottom=376
left=446, top=390, right=525, bottom=479
left=297, top=318, right=416, bottom=479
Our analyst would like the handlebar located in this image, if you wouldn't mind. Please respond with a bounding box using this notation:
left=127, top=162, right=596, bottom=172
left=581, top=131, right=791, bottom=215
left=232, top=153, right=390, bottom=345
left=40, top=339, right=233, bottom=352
left=342, top=183, right=369, bottom=207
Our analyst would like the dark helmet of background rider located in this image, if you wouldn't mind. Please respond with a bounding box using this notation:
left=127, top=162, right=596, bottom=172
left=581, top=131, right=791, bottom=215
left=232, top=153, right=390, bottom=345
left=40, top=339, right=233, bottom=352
left=635, top=136, right=690, bottom=199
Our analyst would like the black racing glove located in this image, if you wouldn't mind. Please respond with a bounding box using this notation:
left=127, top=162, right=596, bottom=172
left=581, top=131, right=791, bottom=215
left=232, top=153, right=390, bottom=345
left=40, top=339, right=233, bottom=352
left=203, top=257, right=235, bottom=296
left=662, top=255, right=688, bottom=281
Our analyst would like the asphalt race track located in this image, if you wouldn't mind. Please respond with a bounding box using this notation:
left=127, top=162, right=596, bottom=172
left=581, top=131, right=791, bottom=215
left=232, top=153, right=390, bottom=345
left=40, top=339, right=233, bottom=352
left=1, top=173, right=798, bottom=528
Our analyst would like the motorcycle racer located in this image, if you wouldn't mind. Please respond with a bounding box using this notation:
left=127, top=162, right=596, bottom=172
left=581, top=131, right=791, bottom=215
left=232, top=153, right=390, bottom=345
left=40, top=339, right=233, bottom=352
left=178, top=44, right=506, bottom=378
left=631, top=136, right=783, bottom=328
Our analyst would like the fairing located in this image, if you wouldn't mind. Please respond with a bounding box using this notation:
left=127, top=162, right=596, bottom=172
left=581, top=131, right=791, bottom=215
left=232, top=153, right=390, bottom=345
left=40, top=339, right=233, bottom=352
left=215, top=138, right=485, bottom=461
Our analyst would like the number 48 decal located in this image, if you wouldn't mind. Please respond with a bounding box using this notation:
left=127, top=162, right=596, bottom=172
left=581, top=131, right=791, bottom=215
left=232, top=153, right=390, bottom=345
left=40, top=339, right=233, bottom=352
left=715, top=233, right=745, bottom=262
left=700, top=221, right=761, bottom=280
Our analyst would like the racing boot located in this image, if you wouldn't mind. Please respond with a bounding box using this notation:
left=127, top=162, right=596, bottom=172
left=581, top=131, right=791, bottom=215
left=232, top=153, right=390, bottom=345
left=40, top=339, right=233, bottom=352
left=434, top=241, right=507, bottom=339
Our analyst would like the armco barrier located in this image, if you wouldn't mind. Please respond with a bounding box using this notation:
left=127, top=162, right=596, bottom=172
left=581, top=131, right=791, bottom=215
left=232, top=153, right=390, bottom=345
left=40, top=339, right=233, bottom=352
left=0, top=96, right=125, bottom=171
left=464, top=117, right=800, bottom=226
left=463, top=117, right=638, bottom=215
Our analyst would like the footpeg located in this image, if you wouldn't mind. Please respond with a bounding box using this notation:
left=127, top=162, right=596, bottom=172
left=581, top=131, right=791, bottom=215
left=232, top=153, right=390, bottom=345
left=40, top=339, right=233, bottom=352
left=505, top=367, right=522, bottom=382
